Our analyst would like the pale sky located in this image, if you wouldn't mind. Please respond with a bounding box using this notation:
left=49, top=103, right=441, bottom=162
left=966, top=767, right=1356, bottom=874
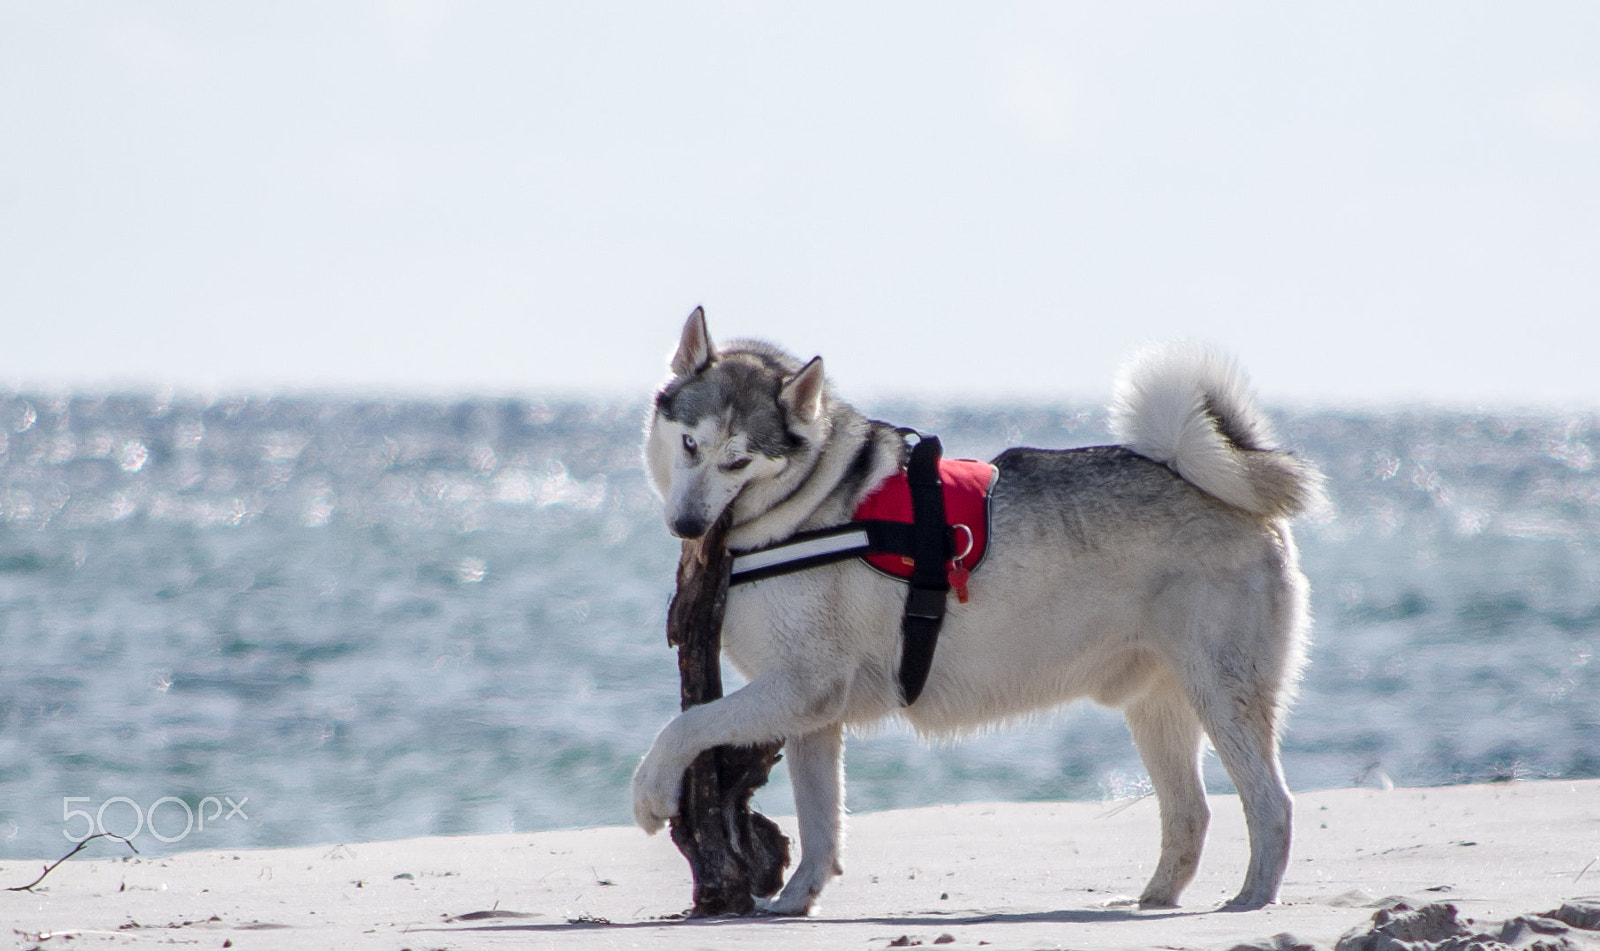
left=2, top=3, right=1598, bottom=409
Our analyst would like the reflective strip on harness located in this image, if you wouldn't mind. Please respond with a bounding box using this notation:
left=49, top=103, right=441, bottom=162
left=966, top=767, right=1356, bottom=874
left=730, top=527, right=871, bottom=582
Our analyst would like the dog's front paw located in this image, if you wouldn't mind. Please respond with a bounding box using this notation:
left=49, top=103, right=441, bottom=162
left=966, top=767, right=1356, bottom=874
left=630, top=753, right=679, bottom=835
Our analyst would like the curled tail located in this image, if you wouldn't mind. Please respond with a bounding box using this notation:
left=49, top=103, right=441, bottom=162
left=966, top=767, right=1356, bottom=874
left=1109, top=342, right=1324, bottom=519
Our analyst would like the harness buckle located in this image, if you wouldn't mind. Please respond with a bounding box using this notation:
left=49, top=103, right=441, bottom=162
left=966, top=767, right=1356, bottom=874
left=904, top=584, right=946, bottom=620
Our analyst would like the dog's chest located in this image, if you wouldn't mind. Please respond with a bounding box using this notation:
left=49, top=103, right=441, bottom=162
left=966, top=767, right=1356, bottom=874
left=718, top=584, right=793, bottom=680
left=719, top=560, right=905, bottom=682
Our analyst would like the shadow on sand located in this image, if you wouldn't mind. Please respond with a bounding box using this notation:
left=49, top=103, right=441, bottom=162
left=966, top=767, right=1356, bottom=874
left=421, top=905, right=1203, bottom=936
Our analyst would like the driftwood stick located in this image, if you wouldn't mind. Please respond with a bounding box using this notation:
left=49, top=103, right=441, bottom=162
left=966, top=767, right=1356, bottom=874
left=665, top=511, right=790, bottom=917
left=5, top=833, right=139, bottom=892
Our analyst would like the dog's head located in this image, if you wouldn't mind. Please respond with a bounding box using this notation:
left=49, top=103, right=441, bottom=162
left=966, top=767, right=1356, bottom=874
left=644, top=307, right=829, bottom=539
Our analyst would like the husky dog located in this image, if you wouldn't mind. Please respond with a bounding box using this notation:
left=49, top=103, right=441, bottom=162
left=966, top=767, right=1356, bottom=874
left=634, top=307, right=1322, bottom=915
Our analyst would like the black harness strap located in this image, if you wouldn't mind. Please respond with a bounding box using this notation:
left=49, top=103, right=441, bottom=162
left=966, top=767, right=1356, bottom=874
left=897, top=434, right=950, bottom=705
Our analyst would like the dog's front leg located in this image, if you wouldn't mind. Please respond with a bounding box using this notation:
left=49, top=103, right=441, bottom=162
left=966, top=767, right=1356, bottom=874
left=764, top=723, right=844, bottom=916
left=632, top=673, right=848, bottom=835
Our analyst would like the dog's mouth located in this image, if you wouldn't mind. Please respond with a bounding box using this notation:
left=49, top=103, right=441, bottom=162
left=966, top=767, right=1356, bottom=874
left=669, top=483, right=749, bottom=540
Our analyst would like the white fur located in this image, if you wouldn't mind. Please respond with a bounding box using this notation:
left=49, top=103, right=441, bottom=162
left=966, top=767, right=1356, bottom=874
left=1110, top=341, right=1324, bottom=520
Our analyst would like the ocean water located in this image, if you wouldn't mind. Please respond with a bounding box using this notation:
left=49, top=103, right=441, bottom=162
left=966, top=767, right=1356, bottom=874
left=1, top=393, right=1596, bottom=860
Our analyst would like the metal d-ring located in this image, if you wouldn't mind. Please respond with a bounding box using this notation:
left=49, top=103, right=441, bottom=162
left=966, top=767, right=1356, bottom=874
left=951, top=523, right=975, bottom=562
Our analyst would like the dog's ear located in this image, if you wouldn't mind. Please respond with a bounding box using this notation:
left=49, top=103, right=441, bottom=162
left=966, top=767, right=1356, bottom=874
left=780, top=356, right=826, bottom=426
left=670, top=306, right=715, bottom=377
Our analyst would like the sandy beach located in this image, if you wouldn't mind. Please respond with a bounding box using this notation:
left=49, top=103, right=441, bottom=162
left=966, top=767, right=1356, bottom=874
left=6, top=779, right=1598, bottom=950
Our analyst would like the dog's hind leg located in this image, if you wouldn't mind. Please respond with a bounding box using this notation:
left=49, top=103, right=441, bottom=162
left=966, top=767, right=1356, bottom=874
left=1185, top=670, right=1292, bottom=911
left=1125, top=679, right=1209, bottom=908
left=764, top=722, right=844, bottom=916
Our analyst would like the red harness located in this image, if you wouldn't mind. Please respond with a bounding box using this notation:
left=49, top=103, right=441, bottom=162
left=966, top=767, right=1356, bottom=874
left=853, top=458, right=997, bottom=601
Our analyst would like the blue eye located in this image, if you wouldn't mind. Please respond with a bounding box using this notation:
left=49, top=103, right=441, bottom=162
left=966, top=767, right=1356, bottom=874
left=682, top=434, right=697, bottom=455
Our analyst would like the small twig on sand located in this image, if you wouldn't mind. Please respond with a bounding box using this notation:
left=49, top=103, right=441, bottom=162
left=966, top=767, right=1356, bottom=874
left=5, top=833, right=139, bottom=892
left=1096, top=791, right=1155, bottom=819
left=1575, top=857, right=1597, bottom=885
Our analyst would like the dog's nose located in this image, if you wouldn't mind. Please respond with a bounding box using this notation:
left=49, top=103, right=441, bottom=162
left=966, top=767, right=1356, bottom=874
left=671, top=514, right=708, bottom=539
